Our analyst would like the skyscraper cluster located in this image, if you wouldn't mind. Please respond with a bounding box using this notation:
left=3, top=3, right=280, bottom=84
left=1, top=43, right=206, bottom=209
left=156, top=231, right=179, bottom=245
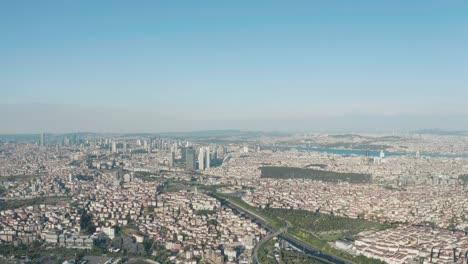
left=198, top=147, right=211, bottom=170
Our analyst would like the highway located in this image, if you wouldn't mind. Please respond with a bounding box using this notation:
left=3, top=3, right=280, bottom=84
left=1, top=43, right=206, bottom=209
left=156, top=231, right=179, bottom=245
left=211, top=194, right=353, bottom=264
left=252, top=227, right=287, bottom=264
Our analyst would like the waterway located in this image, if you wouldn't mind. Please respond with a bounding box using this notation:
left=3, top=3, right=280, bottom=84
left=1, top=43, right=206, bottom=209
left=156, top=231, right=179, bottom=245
left=273, top=146, right=468, bottom=159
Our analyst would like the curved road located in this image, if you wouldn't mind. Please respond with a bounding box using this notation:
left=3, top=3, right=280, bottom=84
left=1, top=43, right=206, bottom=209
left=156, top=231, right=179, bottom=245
left=252, top=228, right=286, bottom=264
left=213, top=194, right=352, bottom=264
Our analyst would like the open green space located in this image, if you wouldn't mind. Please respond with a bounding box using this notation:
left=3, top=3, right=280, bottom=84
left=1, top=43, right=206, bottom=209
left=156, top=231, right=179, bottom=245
left=262, top=208, right=392, bottom=242
left=260, top=166, right=372, bottom=183
left=211, top=192, right=284, bottom=229
left=0, top=241, right=102, bottom=262
left=195, top=209, right=216, bottom=216
left=0, top=196, right=70, bottom=210
left=257, top=237, right=277, bottom=264
left=0, top=174, right=41, bottom=182
left=258, top=237, right=331, bottom=264
left=281, top=250, right=331, bottom=264
left=212, top=192, right=388, bottom=264
left=0, top=239, right=160, bottom=263
left=460, top=174, right=468, bottom=184
left=124, top=170, right=162, bottom=182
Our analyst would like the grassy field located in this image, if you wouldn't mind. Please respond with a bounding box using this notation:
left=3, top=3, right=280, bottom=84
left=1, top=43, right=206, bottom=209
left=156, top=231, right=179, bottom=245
left=257, top=238, right=277, bottom=264
left=262, top=208, right=392, bottom=242
left=124, top=170, right=162, bottom=182
left=0, top=196, right=70, bottom=210
left=0, top=174, right=41, bottom=182
left=211, top=192, right=285, bottom=228
left=258, top=237, right=331, bottom=264
left=281, top=250, right=331, bottom=264
left=260, top=166, right=372, bottom=183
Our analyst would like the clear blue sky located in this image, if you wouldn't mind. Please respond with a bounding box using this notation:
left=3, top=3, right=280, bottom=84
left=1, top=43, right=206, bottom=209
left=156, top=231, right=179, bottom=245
left=1, top=1, right=468, bottom=133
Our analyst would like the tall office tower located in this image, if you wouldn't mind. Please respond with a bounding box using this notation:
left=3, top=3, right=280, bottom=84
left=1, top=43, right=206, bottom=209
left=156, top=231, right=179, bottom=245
left=181, top=147, right=187, bottom=162
left=222, top=146, right=227, bottom=155
left=112, top=142, right=117, bottom=153
left=168, top=151, right=175, bottom=167
left=380, top=150, right=385, bottom=159
left=147, top=144, right=152, bottom=154
left=123, top=142, right=127, bottom=153
left=198, top=147, right=205, bottom=170
left=185, top=148, right=196, bottom=170
left=205, top=147, right=211, bottom=169
left=70, top=134, right=76, bottom=146
left=39, top=132, right=45, bottom=146
left=213, top=147, right=218, bottom=166
left=143, top=140, right=148, bottom=149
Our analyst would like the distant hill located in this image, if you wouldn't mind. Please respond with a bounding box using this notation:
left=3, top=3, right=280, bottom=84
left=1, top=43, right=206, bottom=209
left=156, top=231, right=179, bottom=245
left=413, top=129, right=467, bottom=136
left=155, top=130, right=290, bottom=139
left=0, top=130, right=290, bottom=142
left=0, top=134, right=40, bottom=142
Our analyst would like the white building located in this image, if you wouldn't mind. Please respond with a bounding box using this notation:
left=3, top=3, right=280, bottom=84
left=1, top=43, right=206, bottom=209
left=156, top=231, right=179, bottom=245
left=101, top=227, right=115, bottom=239
left=198, top=148, right=205, bottom=170
left=205, top=147, right=210, bottom=169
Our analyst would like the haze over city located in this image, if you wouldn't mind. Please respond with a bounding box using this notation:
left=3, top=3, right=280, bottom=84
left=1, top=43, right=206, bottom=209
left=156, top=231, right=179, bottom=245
left=2, top=1, right=468, bottom=133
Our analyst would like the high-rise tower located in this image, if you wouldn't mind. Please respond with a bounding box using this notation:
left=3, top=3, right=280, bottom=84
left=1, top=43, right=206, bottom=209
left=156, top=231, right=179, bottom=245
left=380, top=150, right=385, bottom=159
left=213, top=147, right=218, bottom=166
left=39, top=132, right=45, bottom=146
left=168, top=151, right=175, bottom=167
left=198, top=147, right=205, bottom=170
left=185, top=148, right=196, bottom=170
left=205, top=147, right=210, bottom=169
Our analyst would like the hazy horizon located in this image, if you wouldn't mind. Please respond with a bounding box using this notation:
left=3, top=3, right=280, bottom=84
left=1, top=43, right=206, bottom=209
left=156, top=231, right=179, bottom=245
left=1, top=102, right=467, bottom=134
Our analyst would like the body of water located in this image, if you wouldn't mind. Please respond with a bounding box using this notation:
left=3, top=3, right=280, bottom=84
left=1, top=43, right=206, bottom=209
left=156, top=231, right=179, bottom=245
left=274, top=146, right=468, bottom=159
